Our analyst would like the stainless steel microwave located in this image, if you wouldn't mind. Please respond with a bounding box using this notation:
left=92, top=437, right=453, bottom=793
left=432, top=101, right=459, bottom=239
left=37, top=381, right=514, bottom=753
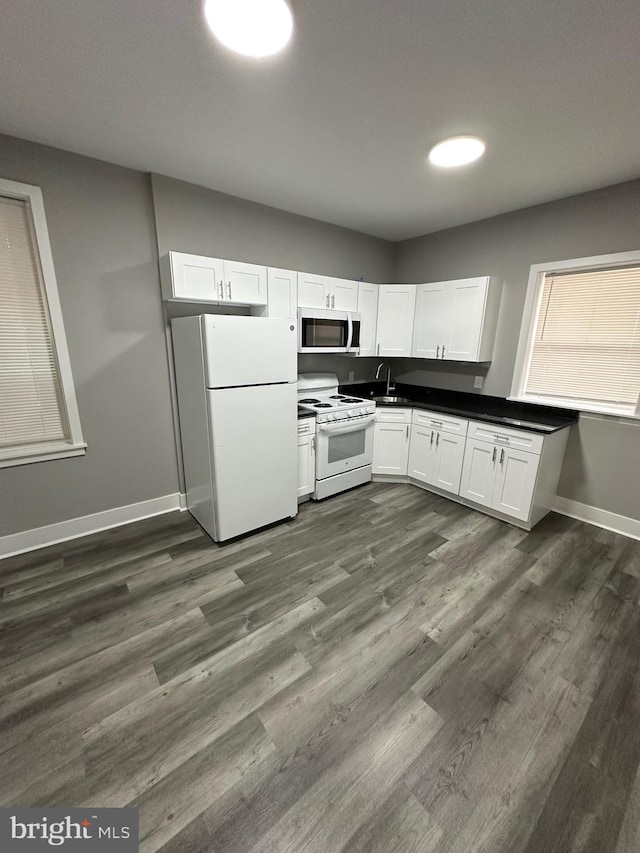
left=297, top=308, right=361, bottom=354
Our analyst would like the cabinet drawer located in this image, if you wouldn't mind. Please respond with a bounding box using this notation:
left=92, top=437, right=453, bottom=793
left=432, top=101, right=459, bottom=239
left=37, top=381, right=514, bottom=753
left=297, top=418, right=315, bottom=437
left=467, top=420, right=543, bottom=455
left=375, top=407, right=412, bottom=424
left=412, top=408, right=468, bottom=436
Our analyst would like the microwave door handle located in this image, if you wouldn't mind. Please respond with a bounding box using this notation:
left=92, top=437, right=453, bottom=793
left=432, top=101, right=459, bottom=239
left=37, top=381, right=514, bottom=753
left=346, top=315, right=353, bottom=352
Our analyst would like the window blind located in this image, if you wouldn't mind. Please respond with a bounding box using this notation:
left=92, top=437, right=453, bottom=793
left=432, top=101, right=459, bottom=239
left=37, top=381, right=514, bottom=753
left=523, top=266, right=640, bottom=414
left=0, top=195, right=69, bottom=449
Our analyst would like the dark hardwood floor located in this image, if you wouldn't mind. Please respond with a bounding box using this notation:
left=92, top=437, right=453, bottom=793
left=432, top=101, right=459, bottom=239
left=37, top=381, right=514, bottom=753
left=1, top=482, right=639, bottom=852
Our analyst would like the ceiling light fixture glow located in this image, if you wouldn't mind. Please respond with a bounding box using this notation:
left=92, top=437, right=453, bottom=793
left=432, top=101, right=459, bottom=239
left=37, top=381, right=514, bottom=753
left=428, top=136, right=486, bottom=168
left=204, top=0, right=294, bottom=58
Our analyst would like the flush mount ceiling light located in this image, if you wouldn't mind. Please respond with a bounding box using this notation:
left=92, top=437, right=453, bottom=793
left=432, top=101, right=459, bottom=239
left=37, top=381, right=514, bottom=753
left=204, top=0, right=294, bottom=58
left=428, top=136, right=486, bottom=168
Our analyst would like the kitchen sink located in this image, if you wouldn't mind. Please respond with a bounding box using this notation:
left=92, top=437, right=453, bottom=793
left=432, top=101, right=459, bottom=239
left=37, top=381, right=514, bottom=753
left=372, top=395, right=413, bottom=404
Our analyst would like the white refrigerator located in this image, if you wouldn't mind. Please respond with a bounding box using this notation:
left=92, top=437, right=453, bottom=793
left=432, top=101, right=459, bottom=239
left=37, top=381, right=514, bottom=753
left=171, top=315, right=298, bottom=542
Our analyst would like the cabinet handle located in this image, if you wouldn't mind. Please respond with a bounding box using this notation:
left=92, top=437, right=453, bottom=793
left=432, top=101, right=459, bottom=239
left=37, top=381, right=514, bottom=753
left=436, top=432, right=440, bottom=447
left=500, top=448, right=505, bottom=465
left=326, top=294, right=330, bottom=308
left=436, top=345, right=440, bottom=359
left=492, top=447, right=497, bottom=462
left=406, top=425, right=409, bottom=440
left=430, top=430, right=434, bottom=446
left=218, top=280, right=224, bottom=300
left=311, top=437, right=315, bottom=451
left=227, top=282, right=232, bottom=299
left=331, top=294, right=335, bottom=309
left=377, top=343, right=380, bottom=356
left=442, top=345, right=445, bottom=358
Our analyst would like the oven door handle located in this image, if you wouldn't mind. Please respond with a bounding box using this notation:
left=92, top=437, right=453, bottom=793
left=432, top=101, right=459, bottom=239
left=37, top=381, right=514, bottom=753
left=318, top=416, right=375, bottom=435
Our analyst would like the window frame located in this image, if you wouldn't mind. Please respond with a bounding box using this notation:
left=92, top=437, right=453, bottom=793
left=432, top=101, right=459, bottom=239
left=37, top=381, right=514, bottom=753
left=0, top=177, right=86, bottom=467
left=510, top=249, right=640, bottom=419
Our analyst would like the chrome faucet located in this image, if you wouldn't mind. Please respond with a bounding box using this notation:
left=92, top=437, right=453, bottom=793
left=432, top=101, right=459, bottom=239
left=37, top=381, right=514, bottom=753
left=375, top=362, right=394, bottom=395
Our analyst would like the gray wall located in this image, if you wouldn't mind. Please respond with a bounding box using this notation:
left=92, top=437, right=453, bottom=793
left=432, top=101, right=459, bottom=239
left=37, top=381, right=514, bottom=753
left=394, top=178, right=640, bottom=518
left=151, top=174, right=394, bottom=283
left=151, top=173, right=394, bottom=490
left=0, top=146, right=394, bottom=538
left=0, top=135, right=179, bottom=537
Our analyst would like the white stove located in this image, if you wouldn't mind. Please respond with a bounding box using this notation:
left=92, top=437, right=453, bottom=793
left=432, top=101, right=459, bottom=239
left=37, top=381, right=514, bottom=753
left=298, top=373, right=375, bottom=500
left=297, top=374, right=375, bottom=423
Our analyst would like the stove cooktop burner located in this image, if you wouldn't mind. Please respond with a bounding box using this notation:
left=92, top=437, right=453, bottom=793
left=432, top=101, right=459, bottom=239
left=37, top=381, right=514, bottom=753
left=341, top=398, right=360, bottom=403
left=299, top=398, right=321, bottom=404
left=314, top=403, right=332, bottom=408
left=329, top=395, right=346, bottom=399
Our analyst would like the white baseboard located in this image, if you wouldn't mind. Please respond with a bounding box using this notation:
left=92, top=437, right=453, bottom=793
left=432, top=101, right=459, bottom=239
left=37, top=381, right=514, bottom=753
left=0, top=493, right=188, bottom=560
left=553, top=496, right=640, bottom=541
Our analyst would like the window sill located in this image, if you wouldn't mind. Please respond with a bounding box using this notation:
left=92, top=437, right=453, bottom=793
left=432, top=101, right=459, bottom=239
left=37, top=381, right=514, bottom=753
left=0, top=442, right=87, bottom=469
left=508, top=396, right=640, bottom=421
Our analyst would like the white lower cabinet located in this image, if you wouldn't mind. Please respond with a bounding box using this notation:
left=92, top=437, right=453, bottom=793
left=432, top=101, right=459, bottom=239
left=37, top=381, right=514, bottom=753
left=372, top=408, right=411, bottom=476
left=408, top=410, right=467, bottom=496
left=459, top=422, right=543, bottom=522
left=373, top=410, right=570, bottom=529
left=459, top=438, right=539, bottom=521
left=297, top=419, right=315, bottom=500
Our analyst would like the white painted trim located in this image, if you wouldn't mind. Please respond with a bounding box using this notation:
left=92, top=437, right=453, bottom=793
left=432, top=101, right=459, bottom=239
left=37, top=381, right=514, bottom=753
left=553, top=496, right=640, bottom=541
left=510, top=248, right=640, bottom=407
left=0, top=493, right=188, bottom=560
left=0, top=177, right=85, bottom=462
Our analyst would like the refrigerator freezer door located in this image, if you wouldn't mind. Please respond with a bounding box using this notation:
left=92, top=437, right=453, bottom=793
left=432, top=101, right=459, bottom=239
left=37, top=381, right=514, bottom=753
left=202, top=315, right=297, bottom=387
left=207, top=383, right=297, bottom=541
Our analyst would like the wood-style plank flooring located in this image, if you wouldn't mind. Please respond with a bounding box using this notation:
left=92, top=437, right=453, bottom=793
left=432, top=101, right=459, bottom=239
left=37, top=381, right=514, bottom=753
left=2, top=482, right=640, bottom=852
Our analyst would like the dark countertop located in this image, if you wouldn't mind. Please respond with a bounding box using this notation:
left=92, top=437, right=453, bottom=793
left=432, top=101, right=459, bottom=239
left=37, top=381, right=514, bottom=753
left=297, top=409, right=316, bottom=420
left=339, top=381, right=578, bottom=434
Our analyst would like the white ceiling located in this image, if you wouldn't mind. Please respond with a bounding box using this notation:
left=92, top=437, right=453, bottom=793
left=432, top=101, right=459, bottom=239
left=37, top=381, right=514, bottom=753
left=2, top=0, right=640, bottom=241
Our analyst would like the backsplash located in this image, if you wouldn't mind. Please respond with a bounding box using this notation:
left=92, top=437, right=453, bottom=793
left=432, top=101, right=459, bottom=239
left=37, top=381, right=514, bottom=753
left=298, top=354, right=492, bottom=396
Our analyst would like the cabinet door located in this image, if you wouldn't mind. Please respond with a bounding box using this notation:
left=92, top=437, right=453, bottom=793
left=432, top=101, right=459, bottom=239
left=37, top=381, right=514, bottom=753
left=329, top=278, right=359, bottom=312
left=357, top=282, right=379, bottom=357
left=444, top=278, right=488, bottom=361
left=224, top=260, right=268, bottom=305
left=298, top=274, right=330, bottom=309
left=407, top=424, right=434, bottom=483
left=431, top=432, right=465, bottom=495
left=264, top=268, right=298, bottom=319
left=170, top=252, right=224, bottom=302
left=376, top=285, right=417, bottom=357
left=459, top=438, right=496, bottom=508
left=491, top=447, right=538, bottom=521
left=373, top=422, right=410, bottom=476
left=412, top=282, right=450, bottom=359
left=297, top=434, right=315, bottom=498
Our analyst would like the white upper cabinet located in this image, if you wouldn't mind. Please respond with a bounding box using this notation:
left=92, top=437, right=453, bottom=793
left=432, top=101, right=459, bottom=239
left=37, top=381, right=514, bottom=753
left=298, top=273, right=329, bottom=309
left=256, top=268, right=297, bottom=319
left=357, top=282, right=379, bottom=357
left=163, top=252, right=225, bottom=302
left=412, top=282, right=449, bottom=359
left=376, top=285, right=417, bottom=357
left=329, top=277, right=359, bottom=311
left=163, top=252, right=267, bottom=306
left=297, top=273, right=358, bottom=311
left=411, top=276, right=502, bottom=362
left=224, top=260, right=268, bottom=305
